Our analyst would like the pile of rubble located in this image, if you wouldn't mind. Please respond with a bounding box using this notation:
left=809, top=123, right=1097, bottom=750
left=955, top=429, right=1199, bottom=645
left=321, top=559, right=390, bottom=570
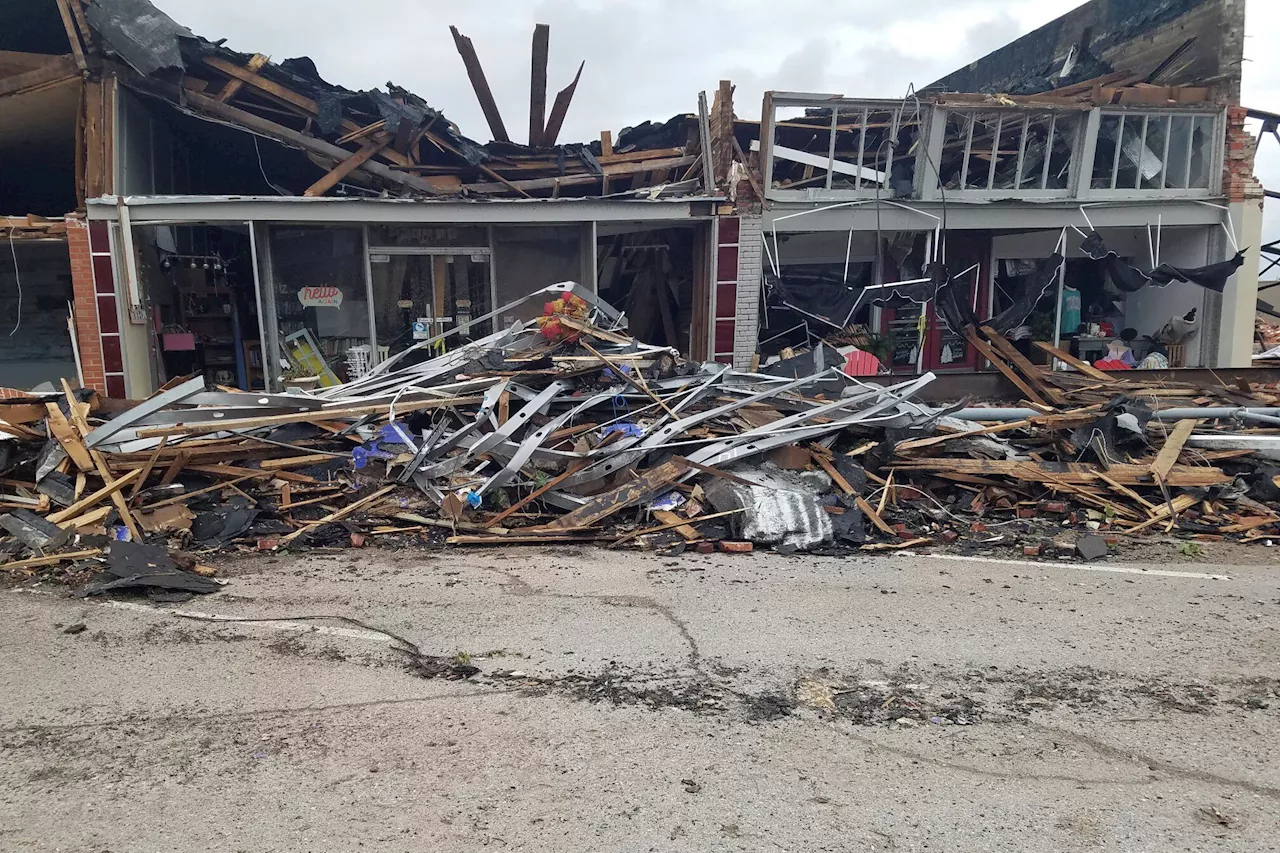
left=3, top=284, right=1280, bottom=596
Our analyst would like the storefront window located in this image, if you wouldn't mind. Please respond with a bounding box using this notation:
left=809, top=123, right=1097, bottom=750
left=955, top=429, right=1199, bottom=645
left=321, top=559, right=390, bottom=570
left=492, top=225, right=586, bottom=323
left=268, top=226, right=368, bottom=385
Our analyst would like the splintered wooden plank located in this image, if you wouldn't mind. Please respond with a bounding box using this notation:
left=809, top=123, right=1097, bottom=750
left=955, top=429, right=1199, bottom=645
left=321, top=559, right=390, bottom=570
left=528, top=23, right=549, bottom=146
left=1032, top=341, right=1111, bottom=380
left=449, top=25, right=510, bottom=142
left=611, top=508, right=745, bottom=547
left=1, top=549, right=102, bottom=571
left=52, top=0, right=86, bottom=69
left=203, top=55, right=319, bottom=116
left=423, top=130, right=531, bottom=197
left=0, top=55, right=79, bottom=98
left=650, top=509, right=702, bottom=542
left=279, top=485, right=397, bottom=546
left=893, top=458, right=1228, bottom=487
left=979, top=326, right=1066, bottom=405
left=134, top=396, right=483, bottom=438
left=44, top=403, right=93, bottom=471
left=855, top=496, right=898, bottom=537
left=1151, top=419, right=1200, bottom=482
left=128, top=436, right=168, bottom=499
left=965, top=328, right=1048, bottom=407
left=47, top=468, right=143, bottom=524
left=304, top=139, right=389, bottom=197
left=542, top=458, right=691, bottom=531
left=542, top=60, right=584, bottom=147
left=217, top=53, right=269, bottom=103
left=59, top=380, right=141, bottom=543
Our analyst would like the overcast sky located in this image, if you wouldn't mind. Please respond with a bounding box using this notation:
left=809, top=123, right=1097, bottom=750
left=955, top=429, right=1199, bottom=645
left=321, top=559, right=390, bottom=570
left=154, top=0, right=1280, bottom=248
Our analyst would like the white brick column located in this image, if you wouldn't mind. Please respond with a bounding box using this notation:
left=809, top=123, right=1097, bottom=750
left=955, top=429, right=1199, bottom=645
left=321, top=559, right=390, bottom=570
left=732, top=213, right=763, bottom=368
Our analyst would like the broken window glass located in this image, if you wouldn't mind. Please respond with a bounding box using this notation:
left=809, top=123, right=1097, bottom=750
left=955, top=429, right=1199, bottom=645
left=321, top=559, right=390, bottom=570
left=1090, top=110, right=1216, bottom=192
left=1189, top=115, right=1215, bottom=189
left=1092, top=114, right=1122, bottom=189
left=767, top=102, right=915, bottom=197
left=1165, top=115, right=1193, bottom=189
left=939, top=109, right=1077, bottom=193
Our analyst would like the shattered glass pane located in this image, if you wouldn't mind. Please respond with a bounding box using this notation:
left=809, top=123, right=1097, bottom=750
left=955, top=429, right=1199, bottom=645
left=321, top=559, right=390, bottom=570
left=1165, top=115, right=1193, bottom=189
left=1092, top=115, right=1122, bottom=189
left=1188, top=115, right=1215, bottom=189
left=992, top=114, right=1026, bottom=190
left=1116, top=115, right=1142, bottom=189
left=1141, top=115, right=1170, bottom=190
left=965, top=113, right=1000, bottom=189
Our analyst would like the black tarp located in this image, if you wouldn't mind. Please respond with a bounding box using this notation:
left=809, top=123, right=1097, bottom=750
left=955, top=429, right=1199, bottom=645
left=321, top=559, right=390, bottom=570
left=1081, top=232, right=1246, bottom=294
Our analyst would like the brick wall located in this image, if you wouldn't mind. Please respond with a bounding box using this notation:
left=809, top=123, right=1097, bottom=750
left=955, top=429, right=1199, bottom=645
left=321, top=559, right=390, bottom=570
left=732, top=214, right=763, bottom=368
left=1224, top=105, right=1264, bottom=202
left=67, top=216, right=127, bottom=397
left=66, top=217, right=105, bottom=394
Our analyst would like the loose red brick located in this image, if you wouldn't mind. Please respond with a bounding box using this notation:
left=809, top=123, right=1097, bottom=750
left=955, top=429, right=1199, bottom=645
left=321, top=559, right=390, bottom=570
left=257, top=538, right=280, bottom=551
left=969, top=522, right=987, bottom=533
left=1022, top=544, right=1042, bottom=557
left=1039, top=501, right=1067, bottom=514
left=349, top=533, right=366, bottom=548
left=718, top=541, right=753, bottom=554
left=1016, top=508, right=1038, bottom=519
left=695, top=542, right=716, bottom=554
left=940, top=530, right=959, bottom=544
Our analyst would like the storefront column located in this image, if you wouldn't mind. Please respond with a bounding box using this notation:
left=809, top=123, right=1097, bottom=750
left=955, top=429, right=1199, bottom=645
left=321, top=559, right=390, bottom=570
left=1217, top=198, right=1263, bottom=367
left=731, top=213, right=763, bottom=368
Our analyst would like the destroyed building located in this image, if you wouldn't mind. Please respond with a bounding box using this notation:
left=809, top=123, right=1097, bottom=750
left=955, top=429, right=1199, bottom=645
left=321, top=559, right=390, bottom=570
left=0, top=0, right=1269, bottom=402
left=748, top=0, right=1264, bottom=377
left=5, top=0, right=1280, bottom=571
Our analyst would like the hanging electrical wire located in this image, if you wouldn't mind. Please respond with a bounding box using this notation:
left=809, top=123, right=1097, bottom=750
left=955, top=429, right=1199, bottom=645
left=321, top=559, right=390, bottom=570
left=8, top=231, right=21, bottom=337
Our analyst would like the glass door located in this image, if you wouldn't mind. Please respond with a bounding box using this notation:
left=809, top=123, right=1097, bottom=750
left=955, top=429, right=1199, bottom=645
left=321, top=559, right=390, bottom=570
left=369, top=252, right=493, bottom=360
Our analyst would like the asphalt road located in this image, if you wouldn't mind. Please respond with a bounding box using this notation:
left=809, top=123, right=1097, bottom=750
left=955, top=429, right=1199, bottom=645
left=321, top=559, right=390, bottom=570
left=2, top=546, right=1278, bottom=852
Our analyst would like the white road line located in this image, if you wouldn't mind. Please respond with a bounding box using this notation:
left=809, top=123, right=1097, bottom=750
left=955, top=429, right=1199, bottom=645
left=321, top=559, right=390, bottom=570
left=12, top=589, right=398, bottom=645
left=902, top=553, right=1230, bottom=581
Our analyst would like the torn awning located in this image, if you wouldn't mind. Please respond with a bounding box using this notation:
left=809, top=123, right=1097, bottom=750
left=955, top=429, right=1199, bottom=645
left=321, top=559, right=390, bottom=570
left=1081, top=232, right=1246, bottom=294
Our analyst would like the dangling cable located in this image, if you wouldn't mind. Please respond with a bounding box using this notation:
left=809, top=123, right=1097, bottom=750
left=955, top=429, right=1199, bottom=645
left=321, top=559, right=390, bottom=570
left=8, top=231, right=21, bottom=336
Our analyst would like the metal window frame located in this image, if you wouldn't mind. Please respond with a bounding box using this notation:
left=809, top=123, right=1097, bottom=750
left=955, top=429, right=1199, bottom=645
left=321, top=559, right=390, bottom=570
left=1082, top=107, right=1224, bottom=200
left=761, top=92, right=919, bottom=202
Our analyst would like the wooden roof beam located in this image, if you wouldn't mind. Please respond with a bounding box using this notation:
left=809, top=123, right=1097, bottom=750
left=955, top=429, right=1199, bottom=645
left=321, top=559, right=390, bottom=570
left=449, top=25, right=510, bottom=143
left=528, top=24, right=549, bottom=147
left=542, top=60, right=583, bottom=148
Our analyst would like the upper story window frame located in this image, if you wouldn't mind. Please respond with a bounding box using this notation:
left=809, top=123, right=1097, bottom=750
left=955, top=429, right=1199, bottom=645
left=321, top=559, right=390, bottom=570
left=1079, top=106, right=1224, bottom=200
left=759, top=93, right=927, bottom=203
left=760, top=91, right=1227, bottom=205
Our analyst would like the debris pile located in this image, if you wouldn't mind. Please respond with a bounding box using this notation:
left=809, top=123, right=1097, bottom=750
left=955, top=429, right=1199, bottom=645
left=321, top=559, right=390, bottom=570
left=3, top=289, right=1280, bottom=592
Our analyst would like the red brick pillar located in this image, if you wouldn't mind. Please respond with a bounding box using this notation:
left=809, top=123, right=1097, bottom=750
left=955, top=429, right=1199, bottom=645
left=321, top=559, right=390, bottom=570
left=1223, top=105, right=1263, bottom=202
left=66, top=216, right=106, bottom=393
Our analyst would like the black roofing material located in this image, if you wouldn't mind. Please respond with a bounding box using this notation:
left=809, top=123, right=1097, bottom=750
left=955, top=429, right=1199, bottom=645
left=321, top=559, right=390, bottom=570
left=84, top=0, right=192, bottom=75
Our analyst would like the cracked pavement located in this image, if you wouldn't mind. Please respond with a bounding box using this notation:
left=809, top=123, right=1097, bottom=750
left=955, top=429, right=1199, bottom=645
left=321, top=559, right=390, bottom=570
left=2, top=546, right=1278, bottom=851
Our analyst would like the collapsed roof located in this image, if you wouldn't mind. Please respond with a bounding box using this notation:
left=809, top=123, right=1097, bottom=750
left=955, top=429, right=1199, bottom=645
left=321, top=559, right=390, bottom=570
left=78, top=0, right=712, bottom=201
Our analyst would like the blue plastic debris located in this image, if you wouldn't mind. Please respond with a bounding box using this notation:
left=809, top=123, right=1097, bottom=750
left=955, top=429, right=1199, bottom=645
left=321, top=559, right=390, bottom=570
left=649, top=491, right=686, bottom=511
left=601, top=423, right=643, bottom=439
left=352, top=440, right=396, bottom=470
